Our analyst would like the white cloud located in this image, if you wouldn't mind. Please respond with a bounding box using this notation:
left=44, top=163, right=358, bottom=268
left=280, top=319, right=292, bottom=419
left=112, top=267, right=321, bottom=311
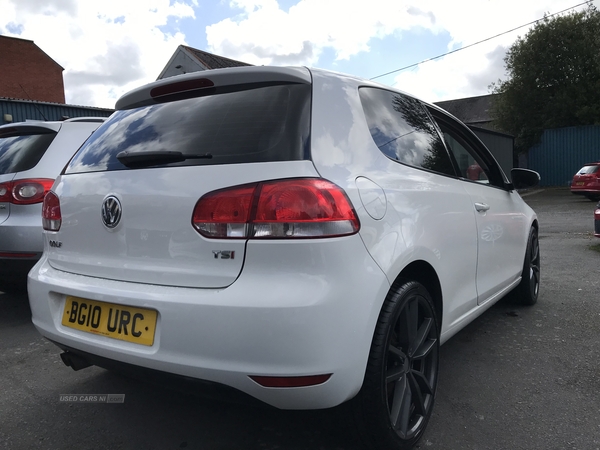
left=389, top=0, right=595, bottom=101
left=390, top=42, right=508, bottom=103
left=207, top=0, right=595, bottom=101
left=1, top=0, right=597, bottom=108
left=207, top=0, right=439, bottom=65
left=0, top=0, right=196, bottom=108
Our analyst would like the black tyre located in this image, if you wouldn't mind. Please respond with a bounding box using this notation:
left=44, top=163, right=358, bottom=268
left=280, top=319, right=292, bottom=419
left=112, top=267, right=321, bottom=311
left=513, top=226, right=540, bottom=305
left=354, top=280, right=439, bottom=450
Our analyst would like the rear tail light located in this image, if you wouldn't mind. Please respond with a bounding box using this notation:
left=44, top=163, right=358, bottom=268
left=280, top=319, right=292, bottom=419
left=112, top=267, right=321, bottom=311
left=42, top=191, right=62, bottom=231
left=192, top=178, right=360, bottom=239
left=0, top=178, right=54, bottom=205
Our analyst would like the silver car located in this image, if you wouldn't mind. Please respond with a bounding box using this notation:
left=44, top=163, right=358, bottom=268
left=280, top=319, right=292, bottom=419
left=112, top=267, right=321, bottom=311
left=0, top=118, right=104, bottom=289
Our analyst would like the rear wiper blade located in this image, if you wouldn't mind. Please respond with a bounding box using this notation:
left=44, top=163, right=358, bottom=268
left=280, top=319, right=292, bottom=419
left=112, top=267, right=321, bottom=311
left=116, top=150, right=212, bottom=168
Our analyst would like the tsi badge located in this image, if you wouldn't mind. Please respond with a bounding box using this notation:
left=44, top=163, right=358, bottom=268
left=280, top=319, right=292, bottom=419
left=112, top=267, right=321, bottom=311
left=212, top=250, right=235, bottom=260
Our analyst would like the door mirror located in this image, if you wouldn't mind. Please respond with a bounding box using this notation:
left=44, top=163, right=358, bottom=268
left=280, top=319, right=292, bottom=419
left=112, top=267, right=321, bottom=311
left=510, top=168, right=540, bottom=190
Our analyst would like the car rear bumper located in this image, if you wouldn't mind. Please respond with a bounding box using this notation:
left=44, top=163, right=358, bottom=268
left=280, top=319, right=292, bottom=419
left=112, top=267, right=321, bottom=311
left=28, top=235, right=390, bottom=410
left=570, top=186, right=600, bottom=198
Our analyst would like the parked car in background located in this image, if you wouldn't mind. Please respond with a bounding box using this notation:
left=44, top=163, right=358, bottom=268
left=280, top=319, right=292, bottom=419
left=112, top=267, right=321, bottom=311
left=595, top=201, right=600, bottom=238
left=28, top=67, right=540, bottom=450
left=0, top=118, right=104, bottom=289
left=570, top=162, right=600, bottom=201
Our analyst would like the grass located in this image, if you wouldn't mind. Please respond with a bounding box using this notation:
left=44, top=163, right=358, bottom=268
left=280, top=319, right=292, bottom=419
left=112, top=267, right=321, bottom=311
left=590, top=243, right=600, bottom=253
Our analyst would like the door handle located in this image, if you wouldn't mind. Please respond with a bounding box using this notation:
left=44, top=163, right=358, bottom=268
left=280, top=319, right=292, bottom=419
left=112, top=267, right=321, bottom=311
left=475, top=202, right=490, bottom=212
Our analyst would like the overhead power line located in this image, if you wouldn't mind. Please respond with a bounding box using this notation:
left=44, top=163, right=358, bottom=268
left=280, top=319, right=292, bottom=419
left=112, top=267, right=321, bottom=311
left=369, top=0, right=593, bottom=81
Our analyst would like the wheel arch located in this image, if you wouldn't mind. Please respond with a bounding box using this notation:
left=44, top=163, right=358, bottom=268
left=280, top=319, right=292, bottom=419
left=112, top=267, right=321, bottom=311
left=393, top=260, right=443, bottom=329
left=526, top=218, right=539, bottom=257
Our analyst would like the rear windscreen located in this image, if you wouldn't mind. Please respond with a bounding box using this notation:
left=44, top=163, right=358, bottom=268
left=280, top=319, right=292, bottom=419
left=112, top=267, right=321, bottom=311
left=65, top=83, right=311, bottom=174
left=0, top=132, right=57, bottom=175
left=578, top=165, right=599, bottom=174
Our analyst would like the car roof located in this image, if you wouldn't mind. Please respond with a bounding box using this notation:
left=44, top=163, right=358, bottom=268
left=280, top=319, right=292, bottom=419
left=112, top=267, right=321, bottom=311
left=114, top=65, right=442, bottom=112
left=115, top=66, right=313, bottom=110
left=0, top=121, right=63, bottom=134
left=0, top=118, right=105, bottom=135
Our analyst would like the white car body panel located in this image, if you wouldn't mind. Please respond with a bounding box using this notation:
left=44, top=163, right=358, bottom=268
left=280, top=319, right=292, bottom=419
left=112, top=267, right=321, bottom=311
left=461, top=181, right=529, bottom=305
left=309, top=70, right=498, bottom=340
left=29, top=233, right=389, bottom=409
left=46, top=161, right=319, bottom=288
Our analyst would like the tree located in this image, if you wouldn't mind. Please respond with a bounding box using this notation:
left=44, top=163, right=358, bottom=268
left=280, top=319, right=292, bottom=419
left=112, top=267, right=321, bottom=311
left=491, top=4, right=600, bottom=154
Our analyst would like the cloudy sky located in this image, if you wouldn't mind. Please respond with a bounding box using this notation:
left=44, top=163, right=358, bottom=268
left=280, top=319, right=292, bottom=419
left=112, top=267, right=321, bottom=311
left=0, top=0, right=595, bottom=109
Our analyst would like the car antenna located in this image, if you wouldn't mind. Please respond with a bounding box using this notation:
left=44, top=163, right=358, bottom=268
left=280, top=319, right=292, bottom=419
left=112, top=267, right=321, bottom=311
left=19, top=84, right=49, bottom=121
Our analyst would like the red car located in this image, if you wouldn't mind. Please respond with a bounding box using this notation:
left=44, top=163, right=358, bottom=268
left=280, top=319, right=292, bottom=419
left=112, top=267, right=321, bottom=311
left=571, top=162, right=600, bottom=201
left=595, top=201, right=600, bottom=237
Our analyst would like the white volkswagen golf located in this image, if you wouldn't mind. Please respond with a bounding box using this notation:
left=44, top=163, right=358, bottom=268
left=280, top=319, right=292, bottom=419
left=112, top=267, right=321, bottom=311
left=28, top=66, right=540, bottom=450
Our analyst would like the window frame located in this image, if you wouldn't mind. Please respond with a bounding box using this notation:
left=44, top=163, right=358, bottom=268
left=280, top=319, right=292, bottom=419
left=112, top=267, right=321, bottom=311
left=427, top=107, right=510, bottom=190
left=358, top=86, right=459, bottom=179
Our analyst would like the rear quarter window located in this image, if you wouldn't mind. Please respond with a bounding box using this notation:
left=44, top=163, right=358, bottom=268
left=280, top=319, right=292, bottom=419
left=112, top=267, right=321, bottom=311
left=359, top=87, right=456, bottom=177
left=0, top=132, right=57, bottom=175
left=66, top=83, right=311, bottom=174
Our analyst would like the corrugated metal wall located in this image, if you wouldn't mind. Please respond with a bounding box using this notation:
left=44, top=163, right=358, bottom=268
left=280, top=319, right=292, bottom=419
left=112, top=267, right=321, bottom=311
left=1, top=99, right=113, bottom=124
left=470, top=127, right=514, bottom=178
left=528, top=125, right=600, bottom=186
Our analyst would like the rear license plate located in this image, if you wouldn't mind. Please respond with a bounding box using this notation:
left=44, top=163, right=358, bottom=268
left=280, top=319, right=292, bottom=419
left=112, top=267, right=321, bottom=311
left=62, top=297, right=157, bottom=346
left=576, top=181, right=585, bottom=185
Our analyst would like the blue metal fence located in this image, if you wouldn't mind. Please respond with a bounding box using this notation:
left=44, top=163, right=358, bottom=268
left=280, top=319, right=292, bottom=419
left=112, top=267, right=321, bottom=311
left=1, top=98, right=113, bottom=124
left=528, top=125, right=600, bottom=186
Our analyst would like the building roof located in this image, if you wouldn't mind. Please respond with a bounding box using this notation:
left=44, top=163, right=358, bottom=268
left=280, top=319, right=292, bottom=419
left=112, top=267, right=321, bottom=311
left=0, top=34, right=65, bottom=71
left=0, top=96, right=113, bottom=112
left=157, top=45, right=252, bottom=80
left=1, top=96, right=114, bottom=124
left=435, top=94, right=496, bottom=125
left=181, top=45, right=252, bottom=69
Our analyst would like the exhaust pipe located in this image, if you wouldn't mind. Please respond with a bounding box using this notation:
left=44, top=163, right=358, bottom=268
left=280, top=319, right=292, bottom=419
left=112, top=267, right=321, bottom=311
left=60, top=352, right=92, bottom=371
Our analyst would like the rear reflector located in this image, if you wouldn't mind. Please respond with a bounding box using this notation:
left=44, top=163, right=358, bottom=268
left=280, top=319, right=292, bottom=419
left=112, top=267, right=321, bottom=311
left=192, top=178, right=359, bottom=239
left=0, top=178, right=54, bottom=205
left=42, top=191, right=62, bottom=231
left=249, top=374, right=332, bottom=388
left=0, top=252, right=37, bottom=258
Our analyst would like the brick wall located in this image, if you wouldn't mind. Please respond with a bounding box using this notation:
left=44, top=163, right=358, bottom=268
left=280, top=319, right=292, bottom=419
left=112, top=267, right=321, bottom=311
left=0, top=35, right=65, bottom=104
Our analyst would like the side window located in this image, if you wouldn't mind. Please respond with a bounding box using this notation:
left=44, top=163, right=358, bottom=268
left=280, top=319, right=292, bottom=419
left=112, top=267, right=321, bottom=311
left=428, top=109, right=508, bottom=188
left=442, top=131, right=490, bottom=184
left=359, top=87, right=456, bottom=177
